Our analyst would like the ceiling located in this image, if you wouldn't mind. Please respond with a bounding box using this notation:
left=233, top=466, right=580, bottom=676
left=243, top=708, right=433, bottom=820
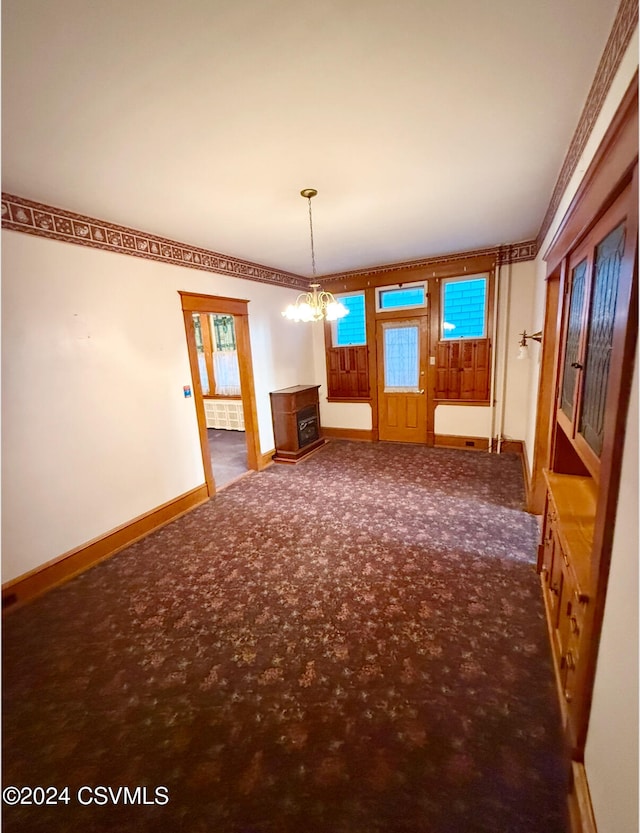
left=2, top=0, right=622, bottom=278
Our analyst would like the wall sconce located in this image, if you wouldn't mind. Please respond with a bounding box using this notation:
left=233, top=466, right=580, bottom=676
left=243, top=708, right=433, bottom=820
left=517, top=330, right=543, bottom=360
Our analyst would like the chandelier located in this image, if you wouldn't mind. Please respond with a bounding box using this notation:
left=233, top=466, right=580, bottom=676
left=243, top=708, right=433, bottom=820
left=282, top=189, right=349, bottom=323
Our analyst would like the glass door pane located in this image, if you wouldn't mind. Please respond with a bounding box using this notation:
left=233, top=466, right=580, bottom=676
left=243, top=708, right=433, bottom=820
left=383, top=324, right=420, bottom=391
left=579, top=222, right=626, bottom=456
left=560, top=259, right=587, bottom=423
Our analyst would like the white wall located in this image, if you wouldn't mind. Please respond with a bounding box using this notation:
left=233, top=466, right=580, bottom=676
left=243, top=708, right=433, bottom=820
left=1, top=231, right=314, bottom=583
left=585, top=345, right=638, bottom=833
left=522, top=30, right=639, bottom=833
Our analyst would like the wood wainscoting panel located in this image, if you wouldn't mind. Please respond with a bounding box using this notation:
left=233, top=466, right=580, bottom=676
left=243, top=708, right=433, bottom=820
left=2, top=484, right=209, bottom=612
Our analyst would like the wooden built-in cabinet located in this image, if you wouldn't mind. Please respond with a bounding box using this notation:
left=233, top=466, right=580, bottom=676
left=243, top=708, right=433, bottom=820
left=538, top=471, right=596, bottom=737
left=534, top=74, right=638, bottom=785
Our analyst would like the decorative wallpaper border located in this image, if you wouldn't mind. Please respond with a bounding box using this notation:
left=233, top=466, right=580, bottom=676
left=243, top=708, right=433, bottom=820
left=537, top=0, right=638, bottom=249
left=2, top=191, right=537, bottom=288
left=1, top=193, right=309, bottom=291
left=318, top=240, right=538, bottom=283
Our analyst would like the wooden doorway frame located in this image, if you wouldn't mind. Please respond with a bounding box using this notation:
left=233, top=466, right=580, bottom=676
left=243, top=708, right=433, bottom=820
left=179, top=292, right=260, bottom=496
left=375, top=310, right=430, bottom=443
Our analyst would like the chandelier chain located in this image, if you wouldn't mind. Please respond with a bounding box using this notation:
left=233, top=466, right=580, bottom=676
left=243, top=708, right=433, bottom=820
left=281, top=188, right=348, bottom=322
left=307, top=195, right=317, bottom=277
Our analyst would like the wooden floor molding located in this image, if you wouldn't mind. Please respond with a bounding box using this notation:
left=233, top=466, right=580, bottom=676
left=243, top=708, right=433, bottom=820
left=258, top=449, right=276, bottom=469
left=322, top=427, right=374, bottom=442
left=2, top=484, right=209, bottom=613
left=568, top=761, right=597, bottom=833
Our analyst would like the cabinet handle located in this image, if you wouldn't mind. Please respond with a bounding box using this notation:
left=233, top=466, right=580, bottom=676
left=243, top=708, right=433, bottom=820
left=571, top=361, right=583, bottom=369
left=564, top=688, right=573, bottom=703
left=565, top=652, right=575, bottom=671
left=570, top=617, right=579, bottom=634
left=574, top=590, right=589, bottom=605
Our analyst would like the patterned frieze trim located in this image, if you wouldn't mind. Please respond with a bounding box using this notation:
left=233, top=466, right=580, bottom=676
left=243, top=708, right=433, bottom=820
left=536, top=0, right=638, bottom=250
left=501, top=241, right=538, bottom=263
left=1, top=193, right=308, bottom=291
left=319, top=240, right=537, bottom=283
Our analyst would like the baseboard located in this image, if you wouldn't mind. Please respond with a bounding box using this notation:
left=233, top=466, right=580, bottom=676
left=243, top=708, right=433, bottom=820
left=518, top=442, right=533, bottom=509
left=434, top=434, right=490, bottom=451
left=258, top=449, right=276, bottom=469
left=322, top=427, right=374, bottom=442
left=2, top=484, right=209, bottom=613
left=568, top=761, right=597, bottom=833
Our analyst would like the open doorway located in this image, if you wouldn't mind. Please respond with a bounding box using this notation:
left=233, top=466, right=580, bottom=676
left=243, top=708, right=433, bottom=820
left=179, top=292, right=261, bottom=496
left=192, top=311, right=248, bottom=489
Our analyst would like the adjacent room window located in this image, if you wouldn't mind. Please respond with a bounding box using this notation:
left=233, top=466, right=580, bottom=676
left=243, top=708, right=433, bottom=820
left=333, top=293, right=366, bottom=346
left=376, top=282, right=426, bottom=312
left=192, top=312, right=241, bottom=397
left=441, top=275, right=487, bottom=339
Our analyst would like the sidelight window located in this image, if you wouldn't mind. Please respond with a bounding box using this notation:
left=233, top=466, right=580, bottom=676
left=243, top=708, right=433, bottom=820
left=441, top=275, right=487, bottom=339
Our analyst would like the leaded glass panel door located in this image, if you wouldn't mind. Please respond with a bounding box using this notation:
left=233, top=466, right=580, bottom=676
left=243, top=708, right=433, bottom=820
left=559, top=259, right=588, bottom=426
left=578, top=221, right=626, bottom=457
left=376, top=317, right=428, bottom=442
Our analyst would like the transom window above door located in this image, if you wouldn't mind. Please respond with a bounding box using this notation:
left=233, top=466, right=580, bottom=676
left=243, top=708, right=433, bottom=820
left=376, top=282, right=427, bottom=312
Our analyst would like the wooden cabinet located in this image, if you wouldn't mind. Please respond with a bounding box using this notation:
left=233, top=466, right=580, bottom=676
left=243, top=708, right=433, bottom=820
left=536, top=112, right=637, bottom=760
left=538, top=472, right=596, bottom=744
left=556, top=188, right=631, bottom=479
left=530, top=75, right=637, bottom=826
left=269, top=385, right=326, bottom=463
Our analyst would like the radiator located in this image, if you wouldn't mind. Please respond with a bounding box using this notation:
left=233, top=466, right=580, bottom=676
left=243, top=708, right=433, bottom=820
left=204, top=399, right=245, bottom=430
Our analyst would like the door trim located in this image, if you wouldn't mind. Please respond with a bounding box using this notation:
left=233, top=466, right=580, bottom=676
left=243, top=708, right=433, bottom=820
left=376, top=313, right=429, bottom=443
left=179, top=292, right=261, bottom=496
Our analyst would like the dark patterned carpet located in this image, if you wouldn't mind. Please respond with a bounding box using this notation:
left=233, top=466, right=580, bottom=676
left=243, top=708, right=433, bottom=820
left=2, top=441, right=568, bottom=833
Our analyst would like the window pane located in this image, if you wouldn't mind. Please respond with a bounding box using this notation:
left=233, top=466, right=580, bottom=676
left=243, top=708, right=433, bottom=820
left=384, top=325, right=419, bottom=390
left=379, top=286, right=425, bottom=310
left=335, top=294, right=366, bottom=345
left=211, top=314, right=236, bottom=351
left=192, top=313, right=210, bottom=395
left=442, top=278, right=487, bottom=339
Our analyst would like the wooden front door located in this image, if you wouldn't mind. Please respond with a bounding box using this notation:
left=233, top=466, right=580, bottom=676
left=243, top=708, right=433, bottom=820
left=376, top=316, right=429, bottom=443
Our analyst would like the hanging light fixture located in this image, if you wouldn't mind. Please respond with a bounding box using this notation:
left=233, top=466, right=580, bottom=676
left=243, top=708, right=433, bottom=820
left=282, top=189, right=349, bottom=323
